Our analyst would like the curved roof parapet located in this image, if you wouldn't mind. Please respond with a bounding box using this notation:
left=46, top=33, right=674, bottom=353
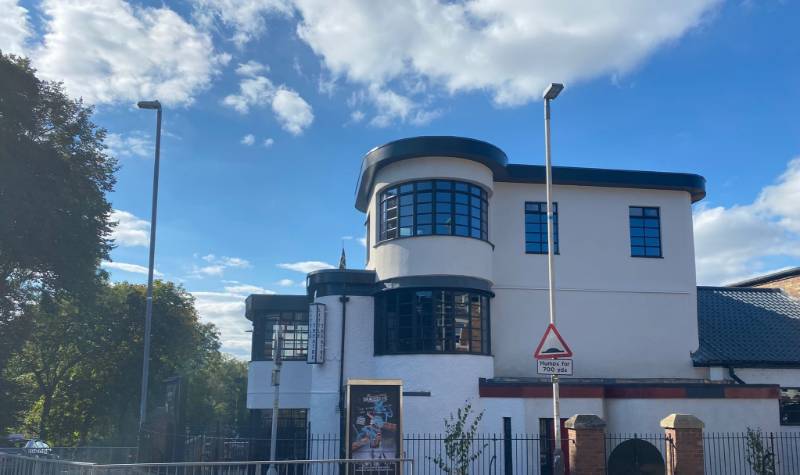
left=355, top=136, right=706, bottom=211
left=355, top=136, right=508, bottom=211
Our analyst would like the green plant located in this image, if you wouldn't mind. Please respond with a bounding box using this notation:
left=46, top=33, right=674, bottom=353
left=430, top=401, right=487, bottom=475
left=745, top=427, right=776, bottom=475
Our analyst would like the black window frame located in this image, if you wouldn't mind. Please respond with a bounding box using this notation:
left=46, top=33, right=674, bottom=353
left=525, top=201, right=559, bottom=255
left=261, top=408, right=308, bottom=459
left=262, top=311, right=309, bottom=361
left=629, top=206, right=662, bottom=258
left=780, top=387, right=800, bottom=426
left=377, top=179, right=489, bottom=243
left=374, top=288, right=491, bottom=356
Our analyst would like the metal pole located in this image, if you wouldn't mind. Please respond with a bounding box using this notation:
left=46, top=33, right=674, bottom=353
left=267, top=325, right=284, bottom=475
left=138, top=104, right=162, bottom=432
left=544, top=96, right=564, bottom=475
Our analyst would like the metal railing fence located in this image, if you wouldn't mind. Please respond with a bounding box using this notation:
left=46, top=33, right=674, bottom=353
left=704, top=431, right=800, bottom=475
left=0, top=453, right=414, bottom=475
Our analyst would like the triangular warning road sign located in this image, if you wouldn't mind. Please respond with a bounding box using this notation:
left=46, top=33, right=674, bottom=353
left=534, top=323, right=572, bottom=359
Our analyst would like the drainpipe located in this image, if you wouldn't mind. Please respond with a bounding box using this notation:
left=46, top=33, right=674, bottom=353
left=728, top=366, right=746, bottom=384
left=338, top=295, right=350, bottom=459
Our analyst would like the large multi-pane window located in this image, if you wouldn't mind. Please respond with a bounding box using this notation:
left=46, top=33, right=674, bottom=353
left=263, top=311, right=309, bottom=361
left=525, top=202, right=559, bottom=254
left=375, top=288, right=490, bottom=355
left=629, top=206, right=662, bottom=257
left=261, top=409, right=308, bottom=459
left=378, top=180, right=488, bottom=242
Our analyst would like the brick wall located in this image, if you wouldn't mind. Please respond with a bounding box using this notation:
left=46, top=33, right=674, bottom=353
left=754, top=275, right=800, bottom=299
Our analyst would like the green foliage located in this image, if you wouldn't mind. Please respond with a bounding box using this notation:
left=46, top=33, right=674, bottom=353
left=745, top=427, right=776, bottom=475
left=430, top=401, right=487, bottom=475
left=0, top=52, right=117, bottom=326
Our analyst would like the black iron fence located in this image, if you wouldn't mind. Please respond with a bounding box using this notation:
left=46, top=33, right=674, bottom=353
left=704, top=431, right=800, bottom=475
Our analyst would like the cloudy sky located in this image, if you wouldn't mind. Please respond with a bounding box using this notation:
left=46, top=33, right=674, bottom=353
left=3, top=0, right=799, bottom=357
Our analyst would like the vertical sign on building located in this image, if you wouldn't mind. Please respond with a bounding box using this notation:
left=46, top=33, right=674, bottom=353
left=307, top=303, right=326, bottom=364
left=346, top=379, right=403, bottom=475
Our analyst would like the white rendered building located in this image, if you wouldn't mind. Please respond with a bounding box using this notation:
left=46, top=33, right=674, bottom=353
left=244, top=136, right=800, bottom=462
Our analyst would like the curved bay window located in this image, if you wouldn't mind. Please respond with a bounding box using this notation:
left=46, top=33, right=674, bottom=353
left=378, top=180, right=488, bottom=242
left=375, top=288, right=491, bottom=355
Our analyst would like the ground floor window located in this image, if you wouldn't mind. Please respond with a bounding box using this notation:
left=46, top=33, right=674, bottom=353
left=250, top=408, right=309, bottom=460
left=374, top=288, right=491, bottom=355
left=780, top=387, right=800, bottom=425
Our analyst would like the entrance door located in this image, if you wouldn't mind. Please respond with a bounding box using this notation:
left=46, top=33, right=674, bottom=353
left=539, top=418, right=570, bottom=475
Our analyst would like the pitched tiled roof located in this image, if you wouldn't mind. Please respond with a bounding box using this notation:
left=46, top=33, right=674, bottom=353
left=693, top=287, right=800, bottom=367
left=730, top=267, right=800, bottom=287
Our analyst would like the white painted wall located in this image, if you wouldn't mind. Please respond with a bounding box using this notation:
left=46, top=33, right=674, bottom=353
left=247, top=361, right=311, bottom=409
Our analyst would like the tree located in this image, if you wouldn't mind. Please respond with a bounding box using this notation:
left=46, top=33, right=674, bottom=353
left=0, top=52, right=116, bottom=347
left=7, top=280, right=221, bottom=445
left=430, top=401, right=487, bottom=475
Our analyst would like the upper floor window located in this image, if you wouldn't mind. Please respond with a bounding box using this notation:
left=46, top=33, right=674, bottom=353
left=378, top=180, right=488, bottom=242
left=525, top=202, right=558, bottom=254
left=263, top=311, right=308, bottom=361
left=375, top=288, right=491, bottom=355
left=630, top=206, right=662, bottom=258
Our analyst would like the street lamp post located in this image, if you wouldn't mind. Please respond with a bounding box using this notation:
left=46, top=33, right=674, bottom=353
left=542, top=83, right=564, bottom=475
left=136, top=100, right=162, bottom=433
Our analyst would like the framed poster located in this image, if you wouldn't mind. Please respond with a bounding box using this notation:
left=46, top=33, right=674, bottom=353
left=346, top=379, right=403, bottom=474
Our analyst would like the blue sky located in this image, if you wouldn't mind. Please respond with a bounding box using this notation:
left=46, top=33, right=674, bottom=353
left=3, top=0, right=799, bottom=356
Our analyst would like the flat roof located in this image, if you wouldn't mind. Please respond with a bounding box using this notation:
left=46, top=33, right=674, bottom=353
left=355, top=136, right=706, bottom=211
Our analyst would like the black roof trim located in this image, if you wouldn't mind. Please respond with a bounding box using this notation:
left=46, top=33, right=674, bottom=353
left=307, top=269, right=377, bottom=298
left=245, top=294, right=309, bottom=321
left=729, top=267, right=800, bottom=288
left=356, top=136, right=508, bottom=211
left=355, top=136, right=706, bottom=211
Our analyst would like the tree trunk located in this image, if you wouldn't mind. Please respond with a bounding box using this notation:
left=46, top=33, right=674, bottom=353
left=40, top=393, right=52, bottom=441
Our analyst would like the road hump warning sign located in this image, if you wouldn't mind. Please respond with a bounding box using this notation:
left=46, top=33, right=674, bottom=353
left=534, top=323, right=572, bottom=359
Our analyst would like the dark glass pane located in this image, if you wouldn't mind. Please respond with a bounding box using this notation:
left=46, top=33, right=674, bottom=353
left=629, top=207, right=643, bottom=216
left=470, top=186, right=481, bottom=196
left=436, top=224, right=451, bottom=234
left=387, top=208, right=397, bottom=219
left=386, top=197, right=397, bottom=208
left=644, top=208, right=659, bottom=217
left=417, top=203, right=432, bottom=214
left=631, top=237, right=644, bottom=246
left=645, top=237, right=660, bottom=247
left=417, top=214, right=432, bottom=224
left=454, top=182, right=468, bottom=191
left=417, top=192, right=432, bottom=203
left=471, top=218, right=481, bottom=229
left=471, top=196, right=481, bottom=207
left=630, top=217, right=644, bottom=227
left=455, top=215, right=468, bottom=225
left=399, top=183, right=413, bottom=193
left=630, top=228, right=644, bottom=237
left=436, top=191, right=452, bottom=202
left=399, top=216, right=412, bottom=227
left=383, top=187, right=397, bottom=197
left=455, top=204, right=469, bottom=215
left=456, top=226, right=469, bottom=236
left=417, top=181, right=432, bottom=190
left=400, top=205, right=413, bottom=216
left=645, top=228, right=660, bottom=238
left=471, top=228, right=481, bottom=238
left=644, top=218, right=660, bottom=228
left=631, top=246, right=645, bottom=256
left=455, top=193, right=469, bottom=204
left=437, top=202, right=452, bottom=213
left=526, top=243, right=542, bottom=253
left=416, top=224, right=432, bottom=235
left=526, top=214, right=541, bottom=224
left=645, top=247, right=661, bottom=257
left=436, top=181, right=452, bottom=190
left=400, top=194, right=413, bottom=206
left=436, top=214, right=452, bottom=224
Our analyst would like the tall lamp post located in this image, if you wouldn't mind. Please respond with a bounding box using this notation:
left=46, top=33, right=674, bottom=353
left=136, top=100, right=162, bottom=433
left=542, top=83, right=564, bottom=475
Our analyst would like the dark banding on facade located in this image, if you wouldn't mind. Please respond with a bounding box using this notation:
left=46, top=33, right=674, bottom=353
left=355, top=136, right=706, bottom=212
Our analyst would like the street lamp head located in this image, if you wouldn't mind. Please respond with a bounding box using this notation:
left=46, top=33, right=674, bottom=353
left=543, top=83, right=564, bottom=101
left=137, top=100, right=161, bottom=110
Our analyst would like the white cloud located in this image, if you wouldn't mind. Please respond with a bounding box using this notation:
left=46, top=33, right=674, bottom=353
left=105, top=131, right=152, bottom=158
left=0, top=0, right=32, bottom=56
left=350, top=110, right=365, bottom=123
left=292, top=0, right=719, bottom=114
left=241, top=134, right=256, bottom=146
left=694, top=157, right=800, bottom=285
left=271, top=88, right=314, bottom=135
left=277, top=261, right=334, bottom=273
left=223, top=61, right=315, bottom=135
left=192, top=0, right=291, bottom=47
left=191, top=254, right=251, bottom=278
left=358, top=237, right=367, bottom=247
left=277, top=278, right=298, bottom=287
left=223, top=284, right=274, bottom=294
left=101, top=260, right=162, bottom=276
left=34, top=0, right=227, bottom=106
left=110, top=209, right=150, bottom=247
left=263, top=138, right=275, bottom=148
left=191, top=291, right=251, bottom=357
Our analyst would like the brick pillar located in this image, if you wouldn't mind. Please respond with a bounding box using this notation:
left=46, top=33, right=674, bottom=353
left=660, top=414, right=705, bottom=475
left=565, top=414, right=607, bottom=475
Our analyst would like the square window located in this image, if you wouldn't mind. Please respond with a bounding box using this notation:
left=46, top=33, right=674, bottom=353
left=630, top=206, right=661, bottom=257
left=525, top=202, right=558, bottom=254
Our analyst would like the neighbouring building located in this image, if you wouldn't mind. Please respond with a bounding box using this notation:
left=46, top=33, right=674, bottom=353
left=244, top=136, right=800, bottom=465
left=731, top=267, right=800, bottom=300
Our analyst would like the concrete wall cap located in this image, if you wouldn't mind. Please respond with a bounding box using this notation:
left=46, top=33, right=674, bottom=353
left=564, top=414, right=606, bottom=430
left=660, top=413, right=705, bottom=429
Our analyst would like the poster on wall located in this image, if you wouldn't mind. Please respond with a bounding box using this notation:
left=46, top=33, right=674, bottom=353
left=346, top=379, right=403, bottom=474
